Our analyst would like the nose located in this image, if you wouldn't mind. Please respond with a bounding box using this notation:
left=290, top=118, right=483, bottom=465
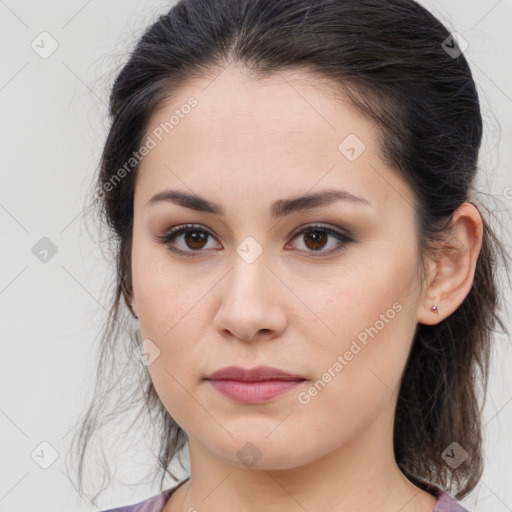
left=213, top=252, right=287, bottom=342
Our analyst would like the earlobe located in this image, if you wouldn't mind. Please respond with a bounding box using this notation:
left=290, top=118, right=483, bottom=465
left=417, top=202, right=483, bottom=326
left=417, top=287, right=444, bottom=326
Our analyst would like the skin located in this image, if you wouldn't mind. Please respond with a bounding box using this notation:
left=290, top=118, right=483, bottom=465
left=130, top=63, right=483, bottom=512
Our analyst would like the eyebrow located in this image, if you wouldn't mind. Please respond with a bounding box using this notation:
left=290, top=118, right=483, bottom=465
left=145, top=188, right=372, bottom=219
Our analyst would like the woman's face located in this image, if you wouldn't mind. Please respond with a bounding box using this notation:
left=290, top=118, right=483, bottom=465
left=131, top=64, right=426, bottom=470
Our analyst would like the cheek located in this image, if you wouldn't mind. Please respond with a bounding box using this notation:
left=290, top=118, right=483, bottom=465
left=294, top=257, right=412, bottom=346
left=292, top=295, right=416, bottom=455
left=132, top=240, right=208, bottom=331
left=297, top=247, right=418, bottom=394
left=132, top=258, right=211, bottom=418
left=146, top=360, right=213, bottom=441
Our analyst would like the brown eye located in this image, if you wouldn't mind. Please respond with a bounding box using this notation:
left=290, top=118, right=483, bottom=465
left=302, top=230, right=329, bottom=251
left=286, top=224, right=354, bottom=258
left=154, top=224, right=221, bottom=257
left=183, top=230, right=208, bottom=250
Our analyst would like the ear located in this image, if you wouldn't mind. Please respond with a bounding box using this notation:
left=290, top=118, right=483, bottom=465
left=417, top=202, right=483, bottom=325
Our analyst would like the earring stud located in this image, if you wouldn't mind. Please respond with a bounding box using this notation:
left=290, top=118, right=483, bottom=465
left=431, top=304, right=439, bottom=314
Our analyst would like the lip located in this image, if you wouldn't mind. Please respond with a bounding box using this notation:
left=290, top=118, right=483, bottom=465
left=207, top=379, right=304, bottom=404
left=204, top=366, right=306, bottom=404
left=205, top=365, right=305, bottom=382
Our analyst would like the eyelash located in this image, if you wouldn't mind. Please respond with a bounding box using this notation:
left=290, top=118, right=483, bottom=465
left=155, top=223, right=355, bottom=259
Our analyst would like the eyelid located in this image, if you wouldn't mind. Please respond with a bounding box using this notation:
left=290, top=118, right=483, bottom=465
left=155, top=222, right=355, bottom=258
left=286, top=223, right=354, bottom=258
left=153, top=223, right=221, bottom=256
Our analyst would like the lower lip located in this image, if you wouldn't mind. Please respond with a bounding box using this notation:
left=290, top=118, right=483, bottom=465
left=206, top=379, right=305, bottom=404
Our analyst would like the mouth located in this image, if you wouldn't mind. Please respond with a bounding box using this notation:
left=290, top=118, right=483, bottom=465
left=206, top=378, right=306, bottom=404
left=204, top=365, right=306, bottom=382
left=204, top=365, right=307, bottom=404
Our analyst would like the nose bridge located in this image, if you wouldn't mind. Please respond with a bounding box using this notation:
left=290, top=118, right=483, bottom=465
left=228, top=238, right=269, bottom=300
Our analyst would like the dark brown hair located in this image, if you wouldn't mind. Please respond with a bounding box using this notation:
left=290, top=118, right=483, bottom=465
left=67, top=0, right=511, bottom=504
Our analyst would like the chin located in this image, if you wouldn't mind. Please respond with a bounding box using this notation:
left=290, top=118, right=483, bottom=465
left=211, top=435, right=319, bottom=472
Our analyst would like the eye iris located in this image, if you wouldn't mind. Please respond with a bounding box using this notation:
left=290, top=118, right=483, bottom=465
left=185, top=230, right=207, bottom=249
left=304, top=230, right=327, bottom=250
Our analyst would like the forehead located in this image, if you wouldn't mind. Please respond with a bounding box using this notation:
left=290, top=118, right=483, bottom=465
left=140, top=66, right=373, bottom=169
left=135, top=64, right=412, bottom=218
left=158, top=64, right=348, bottom=117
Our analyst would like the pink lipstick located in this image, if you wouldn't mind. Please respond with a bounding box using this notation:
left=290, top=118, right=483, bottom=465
left=205, top=365, right=306, bottom=404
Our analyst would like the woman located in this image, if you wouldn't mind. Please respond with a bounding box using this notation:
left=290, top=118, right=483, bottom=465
left=69, top=0, right=510, bottom=511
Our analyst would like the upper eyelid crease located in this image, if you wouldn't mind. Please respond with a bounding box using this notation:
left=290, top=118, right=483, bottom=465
left=145, top=188, right=372, bottom=219
left=156, top=223, right=353, bottom=259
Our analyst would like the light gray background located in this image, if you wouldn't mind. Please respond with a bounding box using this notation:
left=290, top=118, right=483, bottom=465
left=1, top=1, right=511, bottom=511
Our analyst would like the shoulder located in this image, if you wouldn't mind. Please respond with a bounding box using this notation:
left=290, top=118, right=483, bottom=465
left=100, top=479, right=188, bottom=512
left=100, top=489, right=173, bottom=512
left=432, top=488, right=471, bottom=512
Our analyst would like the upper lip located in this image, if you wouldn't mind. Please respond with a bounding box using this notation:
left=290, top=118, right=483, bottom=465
left=205, top=365, right=306, bottom=382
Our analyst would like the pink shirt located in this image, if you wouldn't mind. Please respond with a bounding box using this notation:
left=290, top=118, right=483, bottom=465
left=101, top=478, right=470, bottom=512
